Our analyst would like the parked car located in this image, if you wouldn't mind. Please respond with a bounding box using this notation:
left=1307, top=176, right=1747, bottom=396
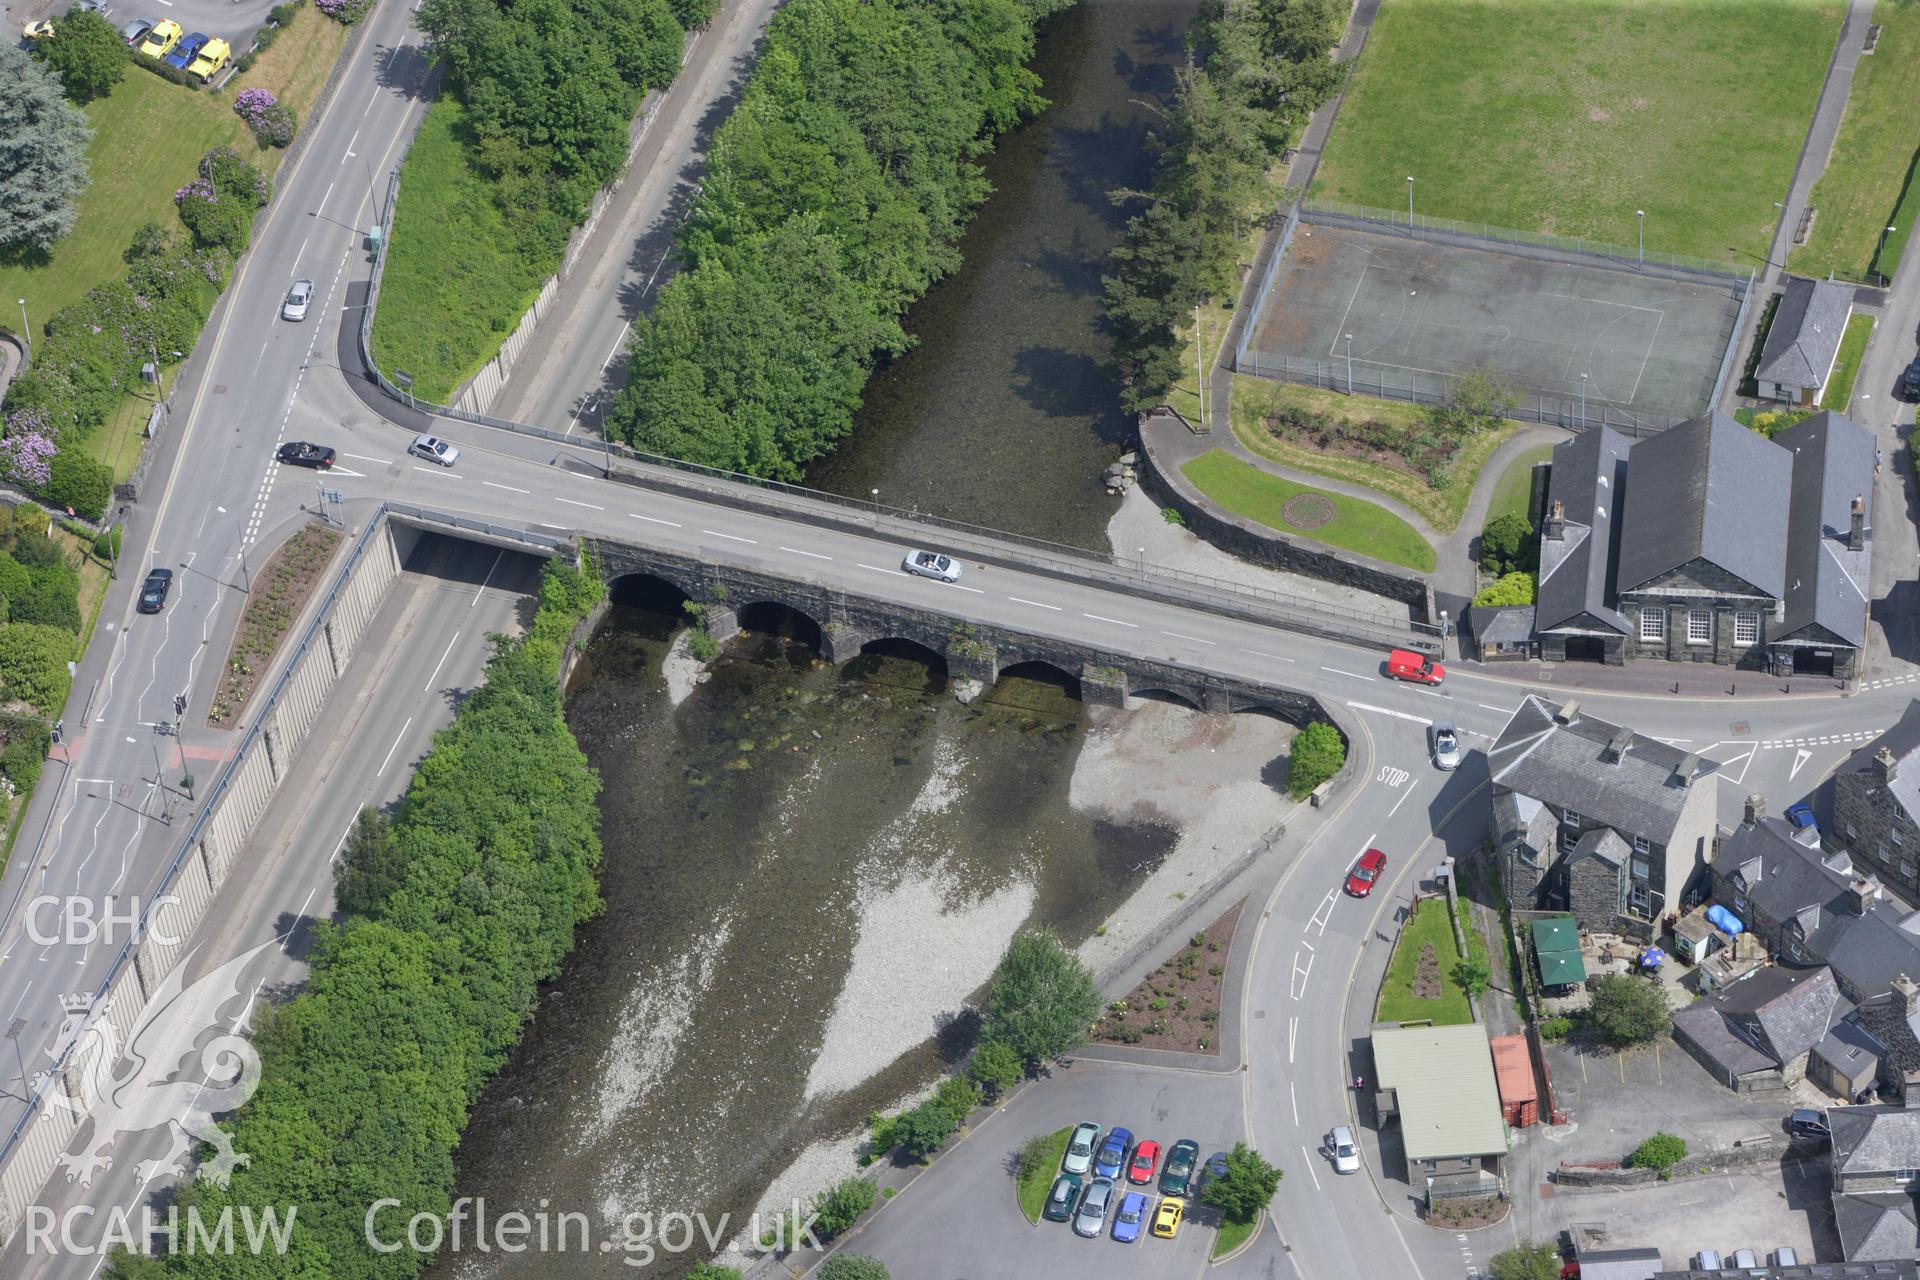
left=901, top=549, right=962, bottom=583
left=1197, top=1150, right=1229, bottom=1191
left=1151, top=1198, right=1183, bottom=1239
left=1386, top=647, right=1445, bottom=685
left=163, top=32, right=208, bottom=70
left=1788, top=1108, right=1830, bottom=1139
left=1730, top=1250, right=1757, bottom=1268
left=1325, top=1125, right=1360, bottom=1174
left=408, top=434, right=459, bottom=467
left=281, top=278, right=314, bottom=321
left=1430, top=720, right=1461, bottom=770
left=1903, top=357, right=1920, bottom=401
left=23, top=17, right=54, bottom=38
left=1093, top=1127, right=1132, bottom=1180
left=276, top=441, right=336, bottom=469
left=1062, top=1121, right=1099, bottom=1176
left=1072, top=1177, right=1112, bottom=1238
left=1771, top=1248, right=1799, bottom=1266
left=1344, top=847, right=1387, bottom=898
left=1127, top=1139, right=1160, bottom=1185
left=137, top=18, right=181, bottom=56
left=121, top=18, right=153, bottom=45
left=186, top=36, right=230, bottom=82
left=1111, top=1192, right=1147, bottom=1244
left=1158, top=1139, right=1199, bottom=1197
left=1693, top=1249, right=1722, bottom=1271
left=138, top=568, right=174, bottom=614
left=1785, top=801, right=1818, bottom=835
left=1042, top=1172, right=1081, bottom=1223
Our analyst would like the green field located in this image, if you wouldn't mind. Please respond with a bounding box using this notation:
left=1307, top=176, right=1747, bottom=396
left=1212, top=1214, right=1260, bottom=1259
left=1821, top=313, right=1876, bottom=411
left=1181, top=449, right=1437, bottom=572
left=1016, top=1127, right=1072, bottom=1224
left=1487, top=445, right=1552, bottom=527
left=1376, top=896, right=1472, bottom=1026
left=368, top=99, right=556, bottom=405
left=0, top=7, right=348, bottom=334
left=1313, top=0, right=1842, bottom=263
left=1792, top=2, right=1920, bottom=281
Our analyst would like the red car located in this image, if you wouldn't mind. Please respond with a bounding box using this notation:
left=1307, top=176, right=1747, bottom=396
left=1127, top=1139, right=1161, bottom=1185
left=1344, top=848, right=1387, bottom=898
left=1386, top=648, right=1445, bottom=685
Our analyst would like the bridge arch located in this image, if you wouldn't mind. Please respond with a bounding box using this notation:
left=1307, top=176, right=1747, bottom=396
left=1129, top=686, right=1206, bottom=712
left=853, top=636, right=950, bottom=678
left=1231, top=702, right=1302, bottom=725
left=996, top=659, right=1082, bottom=700
left=608, top=571, right=694, bottom=613
left=735, top=600, right=825, bottom=655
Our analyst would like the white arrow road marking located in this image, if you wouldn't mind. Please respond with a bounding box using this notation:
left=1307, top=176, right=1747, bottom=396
left=1790, top=749, right=1812, bottom=781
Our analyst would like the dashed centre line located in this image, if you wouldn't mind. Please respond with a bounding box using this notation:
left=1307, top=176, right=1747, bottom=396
left=779, top=546, right=832, bottom=561
left=484, top=481, right=531, bottom=494
left=1162, top=630, right=1215, bottom=646
left=1008, top=596, right=1063, bottom=611
left=703, top=530, right=757, bottom=544
left=1083, top=613, right=1138, bottom=628
left=631, top=514, right=681, bottom=527
left=1320, top=666, right=1375, bottom=681
left=554, top=497, right=604, bottom=510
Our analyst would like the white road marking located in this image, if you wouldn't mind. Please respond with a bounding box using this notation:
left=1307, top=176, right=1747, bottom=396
left=1162, top=630, right=1216, bottom=646
left=951, top=584, right=985, bottom=594
left=343, top=128, right=361, bottom=158
left=1790, top=749, right=1812, bottom=781
left=1287, top=1016, right=1298, bottom=1064
left=1290, top=1081, right=1299, bottom=1126
left=1346, top=700, right=1431, bottom=727
left=1320, top=666, right=1375, bottom=681
left=412, top=465, right=460, bottom=478
left=341, top=452, right=388, bottom=464
left=484, top=481, right=531, bottom=494
left=780, top=546, right=832, bottom=560
left=1306, top=887, right=1336, bottom=937
left=1300, top=1145, right=1321, bottom=1191
left=554, top=497, right=604, bottom=510
left=631, top=514, right=681, bottom=527
left=857, top=563, right=894, bottom=574
left=1083, top=613, right=1138, bottom=628
left=1008, top=597, right=1063, bottom=611
left=377, top=717, right=414, bottom=775
left=703, top=530, right=757, bottom=544
left=423, top=633, right=459, bottom=692
left=1240, top=647, right=1296, bottom=662
left=1477, top=702, right=1514, bottom=713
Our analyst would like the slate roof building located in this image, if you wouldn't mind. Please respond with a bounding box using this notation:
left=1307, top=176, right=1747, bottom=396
left=1831, top=1105, right=1920, bottom=1261
left=1466, top=603, right=1536, bottom=661
left=1670, top=963, right=1840, bottom=1089
left=1835, top=702, right=1920, bottom=902
left=1532, top=410, right=1873, bottom=678
left=1756, top=276, right=1856, bottom=405
left=1491, top=696, right=1719, bottom=933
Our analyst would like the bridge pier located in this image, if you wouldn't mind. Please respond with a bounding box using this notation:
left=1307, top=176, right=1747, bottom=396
left=702, top=603, right=741, bottom=644
left=1079, top=664, right=1128, bottom=708
left=944, top=633, right=999, bottom=686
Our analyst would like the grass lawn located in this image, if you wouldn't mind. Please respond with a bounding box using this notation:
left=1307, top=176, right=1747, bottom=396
left=1791, top=1, right=1920, bottom=281
left=1212, top=1214, right=1260, bottom=1259
left=369, top=98, right=556, bottom=404
left=1228, top=377, right=1515, bottom=534
left=83, top=372, right=177, bottom=484
left=1312, top=0, right=1842, bottom=264
left=1016, top=1126, right=1072, bottom=1224
left=1181, top=449, right=1436, bottom=572
left=1487, top=444, right=1552, bottom=527
left=0, top=7, right=349, bottom=335
left=1376, top=896, right=1471, bottom=1026
left=1821, top=313, right=1876, bottom=411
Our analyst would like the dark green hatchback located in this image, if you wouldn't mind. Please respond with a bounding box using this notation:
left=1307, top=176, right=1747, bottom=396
left=1042, top=1171, right=1083, bottom=1222
left=1158, top=1138, right=1200, bottom=1197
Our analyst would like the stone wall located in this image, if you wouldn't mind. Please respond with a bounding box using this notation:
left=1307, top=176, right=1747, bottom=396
left=1554, top=1136, right=1800, bottom=1187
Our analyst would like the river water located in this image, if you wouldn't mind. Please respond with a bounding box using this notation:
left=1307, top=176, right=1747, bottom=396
left=807, top=0, right=1196, bottom=551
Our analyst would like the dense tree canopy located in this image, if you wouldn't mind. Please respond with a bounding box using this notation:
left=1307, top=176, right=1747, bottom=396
left=0, top=45, right=91, bottom=254
left=983, top=927, right=1102, bottom=1066
left=33, top=8, right=127, bottom=104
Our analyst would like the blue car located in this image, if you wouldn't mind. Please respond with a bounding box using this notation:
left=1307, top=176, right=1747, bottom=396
left=1112, top=1191, right=1148, bottom=1243
left=164, top=32, right=208, bottom=69
left=1093, top=1126, right=1132, bottom=1180
left=1786, top=801, right=1819, bottom=835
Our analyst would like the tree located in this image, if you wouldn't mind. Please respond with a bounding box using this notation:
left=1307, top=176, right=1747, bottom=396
left=1453, top=955, right=1491, bottom=997
left=0, top=622, right=74, bottom=713
left=967, top=1039, right=1022, bottom=1098
left=334, top=806, right=408, bottom=917
left=982, top=927, right=1103, bottom=1067
left=1479, top=511, right=1537, bottom=575
left=0, top=45, right=92, bottom=254
left=1627, top=1131, right=1686, bottom=1171
left=1286, top=721, right=1346, bottom=798
left=893, top=1097, right=958, bottom=1159
left=934, top=1074, right=982, bottom=1120
left=809, top=1177, right=876, bottom=1240
left=815, top=1257, right=889, bottom=1280
left=1489, top=1240, right=1561, bottom=1280
left=1471, top=571, right=1535, bottom=608
left=33, top=8, right=126, bottom=104
left=1587, top=972, right=1672, bottom=1046
left=1200, top=1142, right=1282, bottom=1224
left=1432, top=363, right=1521, bottom=436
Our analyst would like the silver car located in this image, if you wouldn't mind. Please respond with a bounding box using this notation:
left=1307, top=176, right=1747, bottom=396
left=281, top=278, right=314, bottom=321
left=901, top=549, right=962, bottom=582
left=1326, top=1125, right=1360, bottom=1174
left=1072, top=1176, right=1112, bottom=1238
left=409, top=434, right=459, bottom=467
left=1062, top=1121, right=1099, bottom=1177
left=1430, top=720, right=1461, bottom=771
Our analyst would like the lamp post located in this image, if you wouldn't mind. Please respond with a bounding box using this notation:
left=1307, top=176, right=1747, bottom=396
left=1138, top=546, right=1146, bottom=578
left=870, top=488, right=880, bottom=527
left=1406, top=176, right=1415, bottom=228
left=1637, top=210, right=1645, bottom=266
left=15, top=299, right=27, bottom=354
left=1877, top=225, right=1898, bottom=283
left=1345, top=333, right=1354, bottom=395
left=1580, top=372, right=1588, bottom=430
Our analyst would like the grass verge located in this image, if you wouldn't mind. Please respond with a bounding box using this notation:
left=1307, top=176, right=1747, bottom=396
left=1213, top=1214, right=1259, bottom=1259
left=1181, top=449, right=1437, bottom=573
left=1821, top=313, right=1876, bottom=411
left=1791, top=1, right=1920, bottom=281
left=1311, top=0, right=1841, bottom=264
left=1229, top=377, right=1515, bottom=533
left=208, top=523, right=342, bottom=726
left=1487, top=444, right=1552, bottom=527
left=1016, top=1126, right=1072, bottom=1224
left=1376, top=896, right=1471, bottom=1026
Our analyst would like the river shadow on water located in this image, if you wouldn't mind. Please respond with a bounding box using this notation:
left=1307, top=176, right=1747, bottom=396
left=434, top=591, right=1175, bottom=1278
left=805, top=0, right=1198, bottom=550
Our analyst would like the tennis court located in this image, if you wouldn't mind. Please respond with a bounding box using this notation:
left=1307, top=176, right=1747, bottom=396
left=1245, top=221, right=1746, bottom=426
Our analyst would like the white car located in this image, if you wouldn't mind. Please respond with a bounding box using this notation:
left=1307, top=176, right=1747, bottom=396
left=1062, top=1121, right=1099, bottom=1177
left=408, top=434, right=459, bottom=467
left=1326, top=1125, right=1360, bottom=1174
left=1430, top=720, right=1461, bottom=771
left=281, top=279, right=314, bottom=321
left=901, top=550, right=962, bottom=582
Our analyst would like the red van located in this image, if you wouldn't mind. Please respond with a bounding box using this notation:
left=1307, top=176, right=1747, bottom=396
left=1386, top=648, right=1445, bottom=685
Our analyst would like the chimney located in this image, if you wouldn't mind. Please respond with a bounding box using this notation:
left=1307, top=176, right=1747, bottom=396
left=1850, top=495, right=1866, bottom=552
left=1554, top=698, right=1581, bottom=726
left=1744, top=793, right=1767, bottom=827
left=1896, top=974, right=1920, bottom=1018
left=1671, top=752, right=1700, bottom=789
left=1877, top=746, right=1899, bottom=784
left=1850, top=877, right=1880, bottom=916
left=1605, top=726, right=1634, bottom=763
left=1544, top=499, right=1565, bottom=541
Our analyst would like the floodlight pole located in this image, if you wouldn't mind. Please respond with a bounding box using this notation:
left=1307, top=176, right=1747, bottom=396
left=15, top=299, right=27, bottom=354
left=1345, top=333, right=1354, bottom=395
left=1580, top=372, right=1588, bottom=430
left=1637, top=210, right=1645, bottom=266
left=1407, top=176, right=1415, bottom=228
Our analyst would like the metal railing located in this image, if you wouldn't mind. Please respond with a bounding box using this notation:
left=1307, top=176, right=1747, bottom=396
left=1233, top=203, right=1302, bottom=371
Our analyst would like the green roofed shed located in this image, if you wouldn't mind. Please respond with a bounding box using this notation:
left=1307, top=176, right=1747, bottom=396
left=1536, top=946, right=1586, bottom=987
left=1531, top=916, right=1578, bottom=954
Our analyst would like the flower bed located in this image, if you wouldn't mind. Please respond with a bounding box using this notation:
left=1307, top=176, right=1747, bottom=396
left=207, top=523, right=342, bottom=727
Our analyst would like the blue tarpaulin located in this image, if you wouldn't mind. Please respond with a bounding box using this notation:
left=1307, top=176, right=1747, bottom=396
left=1706, top=904, right=1745, bottom=936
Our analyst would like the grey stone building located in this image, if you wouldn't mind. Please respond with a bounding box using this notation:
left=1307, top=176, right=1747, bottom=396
left=1533, top=410, right=1873, bottom=678
left=1756, top=276, right=1855, bottom=405
left=1831, top=1105, right=1920, bottom=1261
left=1491, top=696, right=1720, bottom=934
left=1671, top=963, right=1840, bottom=1091
left=1810, top=975, right=1920, bottom=1107
left=1835, top=702, right=1920, bottom=901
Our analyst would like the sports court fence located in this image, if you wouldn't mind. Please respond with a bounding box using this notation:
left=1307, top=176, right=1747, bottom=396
left=1232, top=203, right=1301, bottom=372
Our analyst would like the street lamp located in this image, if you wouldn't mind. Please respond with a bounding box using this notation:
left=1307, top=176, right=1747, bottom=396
left=1138, top=546, right=1146, bottom=578
left=15, top=299, right=27, bottom=354
left=870, top=488, right=880, bottom=524
left=1877, top=225, right=1898, bottom=282
left=1580, top=372, right=1588, bottom=430
left=1345, top=333, right=1354, bottom=395
left=1406, top=176, right=1415, bottom=228
left=1637, top=210, right=1645, bottom=266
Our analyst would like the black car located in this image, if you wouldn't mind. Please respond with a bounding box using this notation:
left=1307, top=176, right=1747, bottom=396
left=137, top=568, right=173, bottom=614
left=1903, top=358, right=1920, bottom=401
left=276, top=441, right=336, bottom=469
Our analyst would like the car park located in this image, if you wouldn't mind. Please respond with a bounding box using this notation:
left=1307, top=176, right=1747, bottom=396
left=137, top=18, right=181, bottom=56
left=901, top=549, right=963, bottom=583
left=1111, top=1192, right=1147, bottom=1244
left=1430, top=720, right=1461, bottom=770
left=1386, top=647, right=1444, bottom=685
left=1344, top=847, right=1387, bottom=898
left=1158, top=1139, right=1198, bottom=1196
left=276, top=441, right=335, bottom=469
left=408, top=434, right=460, bottom=467
left=138, top=568, right=174, bottom=614
left=1072, top=1177, right=1112, bottom=1238
left=163, top=31, right=209, bottom=70
left=1150, top=1198, right=1183, bottom=1239
left=1126, top=1139, right=1160, bottom=1184
left=121, top=18, right=153, bottom=45
left=186, top=36, right=230, bottom=82
left=1042, top=1172, right=1081, bottom=1223
left=1062, top=1121, right=1099, bottom=1176
left=1093, top=1127, right=1131, bottom=1180
left=281, top=279, right=314, bottom=321
left=1325, top=1125, right=1360, bottom=1174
